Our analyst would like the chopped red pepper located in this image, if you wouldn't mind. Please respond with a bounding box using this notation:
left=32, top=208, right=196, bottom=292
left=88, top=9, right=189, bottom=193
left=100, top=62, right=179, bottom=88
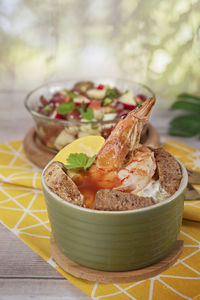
left=55, top=113, right=66, bottom=120
left=97, top=84, right=104, bottom=90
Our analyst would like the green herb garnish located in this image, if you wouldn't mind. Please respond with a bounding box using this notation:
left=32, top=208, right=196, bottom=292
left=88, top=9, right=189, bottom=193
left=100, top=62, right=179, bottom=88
left=65, top=153, right=96, bottom=170
left=57, top=102, right=75, bottom=115
left=77, top=103, right=94, bottom=120
left=106, top=88, right=119, bottom=98
left=103, top=97, right=112, bottom=106
left=84, top=155, right=97, bottom=169
left=82, top=106, right=94, bottom=120
left=69, top=91, right=76, bottom=101
left=44, top=105, right=52, bottom=113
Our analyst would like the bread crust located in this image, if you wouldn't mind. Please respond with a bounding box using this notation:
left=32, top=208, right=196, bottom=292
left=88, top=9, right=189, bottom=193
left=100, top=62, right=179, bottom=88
left=94, top=189, right=155, bottom=211
left=44, top=162, right=83, bottom=206
left=153, top=148, right=182, bottom=195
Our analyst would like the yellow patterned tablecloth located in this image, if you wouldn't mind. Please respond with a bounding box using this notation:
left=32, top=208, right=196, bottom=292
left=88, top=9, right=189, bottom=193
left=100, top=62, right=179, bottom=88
left=0, top=139, right=200, bottom=300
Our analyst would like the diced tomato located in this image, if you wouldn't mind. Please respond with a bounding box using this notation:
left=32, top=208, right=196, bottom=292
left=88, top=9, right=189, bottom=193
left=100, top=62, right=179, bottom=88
left=97, top=84, right=104, bottom=90
left=136, top=94, right=146, bottom=102
left=55, top=113, right=66, bottom=120
left=89, top=100, right=101, bottom=110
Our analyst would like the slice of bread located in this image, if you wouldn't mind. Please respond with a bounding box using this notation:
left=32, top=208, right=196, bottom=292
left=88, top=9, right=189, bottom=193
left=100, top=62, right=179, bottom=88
left=94, top=189, right=155, bottom=211
left=44, top=161, right=83, bottom=207
left=154, top=148, right=182, bottom=195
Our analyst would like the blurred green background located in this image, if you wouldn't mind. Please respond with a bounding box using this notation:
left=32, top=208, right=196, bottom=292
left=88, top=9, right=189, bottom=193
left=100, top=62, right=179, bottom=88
left=0, top=0, right=200, bottom=106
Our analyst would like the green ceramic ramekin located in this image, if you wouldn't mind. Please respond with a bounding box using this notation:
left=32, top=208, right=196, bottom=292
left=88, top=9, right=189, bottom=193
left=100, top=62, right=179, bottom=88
left=42, top=160, right=188, bottom=272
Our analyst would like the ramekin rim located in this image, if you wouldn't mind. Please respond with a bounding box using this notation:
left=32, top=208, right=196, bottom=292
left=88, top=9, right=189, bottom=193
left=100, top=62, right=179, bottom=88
left=41, top=156, right=188, bottom=215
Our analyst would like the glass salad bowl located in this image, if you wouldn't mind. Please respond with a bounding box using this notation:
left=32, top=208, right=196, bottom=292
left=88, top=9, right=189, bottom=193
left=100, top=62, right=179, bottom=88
left=24, top=78, right=155, bottom=152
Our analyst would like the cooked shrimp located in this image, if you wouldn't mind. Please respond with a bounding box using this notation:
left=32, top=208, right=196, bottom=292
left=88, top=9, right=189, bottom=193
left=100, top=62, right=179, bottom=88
left=88, top=97, right=156, bottom=192
left=117, top=145, right=156, bottom=192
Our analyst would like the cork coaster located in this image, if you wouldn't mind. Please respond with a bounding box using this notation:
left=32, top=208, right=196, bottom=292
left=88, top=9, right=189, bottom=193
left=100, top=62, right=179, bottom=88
left=50, top=236, right=183, bottom=284
left=23, top=124, right=160, bottom=169
left=23, top=128, right=55, bottom=169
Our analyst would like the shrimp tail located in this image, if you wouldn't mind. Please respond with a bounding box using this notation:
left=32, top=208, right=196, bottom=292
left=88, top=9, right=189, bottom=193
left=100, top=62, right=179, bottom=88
left=96, top=97, right=156, bottom=171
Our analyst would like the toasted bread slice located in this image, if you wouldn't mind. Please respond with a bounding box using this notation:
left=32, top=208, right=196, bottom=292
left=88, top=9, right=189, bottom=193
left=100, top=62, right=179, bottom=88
left=44, top=161, right=83, bottom=206
left=94, top=189, right=155, bottom=211
left=154, top=148, right=182, bottom=195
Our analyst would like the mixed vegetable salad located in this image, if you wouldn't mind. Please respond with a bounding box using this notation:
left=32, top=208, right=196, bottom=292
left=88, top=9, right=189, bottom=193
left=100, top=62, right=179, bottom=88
left=36, top=81, right=147, bottom=150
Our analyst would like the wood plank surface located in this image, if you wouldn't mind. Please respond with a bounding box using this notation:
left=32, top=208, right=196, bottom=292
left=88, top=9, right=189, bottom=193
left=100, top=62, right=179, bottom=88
left=0, top=224, right=90, bottom=300
left=0, top=279, right=90, bottom=300
left=0, top=224, right=61, bottom=278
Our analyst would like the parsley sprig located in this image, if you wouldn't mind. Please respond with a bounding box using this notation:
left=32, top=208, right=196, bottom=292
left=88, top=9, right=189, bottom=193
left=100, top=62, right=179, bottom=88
left=65, top=153, right=96, bottom=170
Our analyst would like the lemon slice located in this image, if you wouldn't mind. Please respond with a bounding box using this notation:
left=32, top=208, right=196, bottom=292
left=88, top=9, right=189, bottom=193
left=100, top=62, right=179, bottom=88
left=54, top=135, right=105, bottom=165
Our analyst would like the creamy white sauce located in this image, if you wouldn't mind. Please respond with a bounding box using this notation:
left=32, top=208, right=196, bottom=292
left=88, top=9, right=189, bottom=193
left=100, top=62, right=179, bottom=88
left=136, top=180, right=169, bottom=203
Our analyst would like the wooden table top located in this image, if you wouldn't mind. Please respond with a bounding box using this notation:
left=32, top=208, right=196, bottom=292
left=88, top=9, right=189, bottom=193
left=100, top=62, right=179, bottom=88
left=0, top=91, right=199, bottom=299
